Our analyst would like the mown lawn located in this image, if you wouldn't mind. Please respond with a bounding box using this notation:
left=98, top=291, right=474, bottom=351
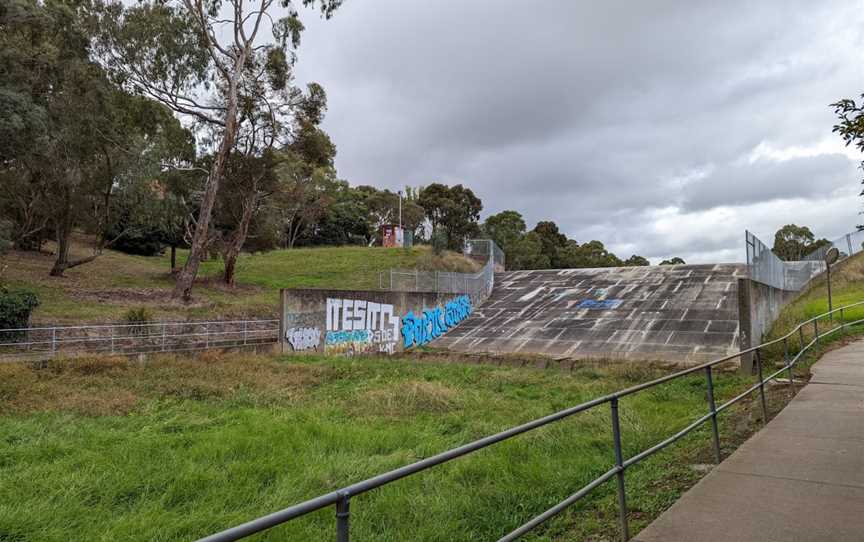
left=0, top=352, right=767, bottom=542
left=2, top=241, right=477, bottom=324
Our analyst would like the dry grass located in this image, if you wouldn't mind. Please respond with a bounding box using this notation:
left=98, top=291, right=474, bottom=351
left=0, top=353, right=331, bottom=416
left=358, top=380, right=461, bottom=416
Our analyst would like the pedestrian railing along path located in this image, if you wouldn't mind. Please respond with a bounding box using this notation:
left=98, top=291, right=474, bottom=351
left=0, top=319, right=280, bottom=361
left=635, top=333, right=864, bottom=541
left=198, top=302, right=864, bottom=542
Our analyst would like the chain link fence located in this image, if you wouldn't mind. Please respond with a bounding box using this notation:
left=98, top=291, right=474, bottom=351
left=0, top=319, right=280, bottom=362
left=379, top=239, right=504, bottom=301
left=803, top=228, right=864, bottom=262
left=745, top=230, right=824, bottom=291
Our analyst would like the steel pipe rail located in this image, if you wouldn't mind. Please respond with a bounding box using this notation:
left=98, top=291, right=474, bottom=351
left=196, top=301, right=864, bottom=542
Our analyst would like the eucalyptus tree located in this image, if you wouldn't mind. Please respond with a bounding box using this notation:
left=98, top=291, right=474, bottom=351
left=93, top=0, right=343, bottom=300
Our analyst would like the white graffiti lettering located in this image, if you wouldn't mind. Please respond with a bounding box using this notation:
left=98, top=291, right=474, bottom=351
left=286, top=327, right=321, bottom=351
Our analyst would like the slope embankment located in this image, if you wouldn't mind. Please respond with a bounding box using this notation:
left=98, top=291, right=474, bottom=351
left=434, top=264, right=747, bottom=364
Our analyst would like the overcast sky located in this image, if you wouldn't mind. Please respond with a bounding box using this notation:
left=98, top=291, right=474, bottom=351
left=293, top=1, right=864, bottom=264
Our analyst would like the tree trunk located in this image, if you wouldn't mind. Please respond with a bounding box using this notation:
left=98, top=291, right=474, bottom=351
left=170, top=245, right=177, bottom=272
left=222, top=196, right=256, bottom=286
left=172, top=76, right=241, bottom=301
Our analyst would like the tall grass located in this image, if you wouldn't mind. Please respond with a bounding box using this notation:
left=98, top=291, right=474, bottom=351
left=0, top=353, right=760, bottom=541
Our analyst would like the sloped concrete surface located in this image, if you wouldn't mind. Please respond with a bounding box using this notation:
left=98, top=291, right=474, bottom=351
left=634, top=340, right=864, bottom=542
left=434, top=264, right=746, bottom=364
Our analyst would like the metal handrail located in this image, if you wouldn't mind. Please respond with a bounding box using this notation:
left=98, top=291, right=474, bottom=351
left=199, top=301, right=864, bottom=542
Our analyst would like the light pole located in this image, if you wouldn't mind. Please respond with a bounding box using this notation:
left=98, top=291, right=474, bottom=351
left=825, top=247, right=839, bottom=320
left=398, top=190, right=402, bottom=230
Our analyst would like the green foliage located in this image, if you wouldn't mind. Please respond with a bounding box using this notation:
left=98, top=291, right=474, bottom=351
left=508, top=231, right=550, bottom=270
left=532, top=221, right=568, bottom=265
left=121, top=307, right=151, bottom=325
left=482, top=210, right=526, bottom=255
left=623, top=255, right=650, bottom=267
left=418, top=183, right=482, bottom=250
left=430, top=228, right=449, bottom=256
left=772, top=224, right=830, bottom=261
left=660, top=257, right=686, bottom=265
left=0, top=286, right=39, bottom=330
left=832, top=96, right=864, bottom=227
left=0, top=219, right=13, bottom=254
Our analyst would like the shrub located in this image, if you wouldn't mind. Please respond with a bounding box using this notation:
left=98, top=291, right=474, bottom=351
left=122, top=307, right=152, bottom=336
left=0, top=287, right=40, bottom=331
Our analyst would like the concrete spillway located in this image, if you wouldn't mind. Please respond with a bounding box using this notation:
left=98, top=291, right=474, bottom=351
left=434, top=264, right=747, bottom=365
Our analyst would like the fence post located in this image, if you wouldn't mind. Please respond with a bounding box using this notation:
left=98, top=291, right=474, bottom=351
left=415, top=271, right=419, bottom=292
left=336, top=493, right=350, bottom=542
left=205, top=322, right=210, bottom=349
left=162, top=324, right=166, bottom=352
left=813, top=320, right=819, bottom=344
left=705, top=367, right=722, bottom=464
left=610, top=398, right=630, bottom=541
left=51, top=328, right=57, bottom=357
left=755, top=348, right=768, bottom=425
left=111, top=326, right=115, bottom=354
left=840, top=308, right=845, bottom=335
left=798, top=326, right=805, bottom=351
left=243, top=320, right=248, bottom=346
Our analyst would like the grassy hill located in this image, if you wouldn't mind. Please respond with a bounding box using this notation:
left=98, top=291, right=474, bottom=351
left=1, top=239, right=479, bottom=324
left=766, top=251, right=864, bottom=340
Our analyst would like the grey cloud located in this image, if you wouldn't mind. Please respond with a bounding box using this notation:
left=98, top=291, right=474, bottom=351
left=293, top=0, right=864, bottom=262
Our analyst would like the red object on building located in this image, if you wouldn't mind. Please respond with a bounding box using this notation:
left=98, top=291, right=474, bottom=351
left=381, top=225, right=404, bottom=248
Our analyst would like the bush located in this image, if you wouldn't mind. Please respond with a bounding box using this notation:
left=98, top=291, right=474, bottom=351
left=0, top=220, right=12, bottom=255
left=0, top=287, right=39, bottom=331
left=122, top=307, right=152, bottom=336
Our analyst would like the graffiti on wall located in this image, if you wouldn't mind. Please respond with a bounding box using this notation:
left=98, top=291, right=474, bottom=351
left=286, top=327, right=321, bottom=351
left=324, top=298, right=400, bottom=354
left=577, top=299, right=623, bottom=310
left=402, top=295, right=472, bottom=349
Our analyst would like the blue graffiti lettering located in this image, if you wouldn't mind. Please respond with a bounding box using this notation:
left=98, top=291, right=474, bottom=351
left=325, top=329, right=371, bottom=345
left=402, top=295, right=472, bottom=349
left=576, top=299, right=623, bottom=310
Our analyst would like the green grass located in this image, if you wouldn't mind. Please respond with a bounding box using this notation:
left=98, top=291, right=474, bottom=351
left=2, top=241, right=477, bottom=324
left=762, top=251, right=864, bottom=363
left=0, top=353, right=764, bottom=541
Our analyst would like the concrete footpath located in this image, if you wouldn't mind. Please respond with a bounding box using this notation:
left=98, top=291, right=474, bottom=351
left=634, top=340, right=864, bottom=542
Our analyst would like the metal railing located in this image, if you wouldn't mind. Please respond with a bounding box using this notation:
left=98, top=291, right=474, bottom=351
left=198, top=301, right=864, bottom=542
left=745, top=230, right=824, bottom=291
left=379, top=239, right=503, bottom=301
left=0, top=319, right=280, bottom=361
left=803, top=227, right=864, bottom=262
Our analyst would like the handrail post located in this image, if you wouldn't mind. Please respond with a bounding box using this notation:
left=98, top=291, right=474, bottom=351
left=840, top=308, right=845, bottom=335
left=798, top=326, right=805, bottom=352
left=813, top=320, right=819, bottom=344
left=336, top=493, right=350, bottom=542
left=610, top=398, right=630, bottom=541
left=783, top=337, right=794, bottom=399
left=705, top=367, right=721, bottom=463
left=755, top=348, right=768, bottom=425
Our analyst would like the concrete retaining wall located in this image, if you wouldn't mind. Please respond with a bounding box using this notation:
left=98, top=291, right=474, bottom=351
left=279, top=288, right=473, bottom=356
left=736, top=278, right=800, bottom=372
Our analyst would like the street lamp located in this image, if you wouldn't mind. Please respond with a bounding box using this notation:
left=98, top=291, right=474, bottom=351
left=825, top=247, right=839, bottom=320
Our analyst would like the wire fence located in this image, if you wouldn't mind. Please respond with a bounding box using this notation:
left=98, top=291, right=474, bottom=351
left=802, top=228, right=864, bottom=262
left=0, top=319, right=280, bottom=362
left=745, top=230, right=824, bottom=291
left=197, top=299, right=864, bottom=542
left=379, top=239, right=504, bottom=301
